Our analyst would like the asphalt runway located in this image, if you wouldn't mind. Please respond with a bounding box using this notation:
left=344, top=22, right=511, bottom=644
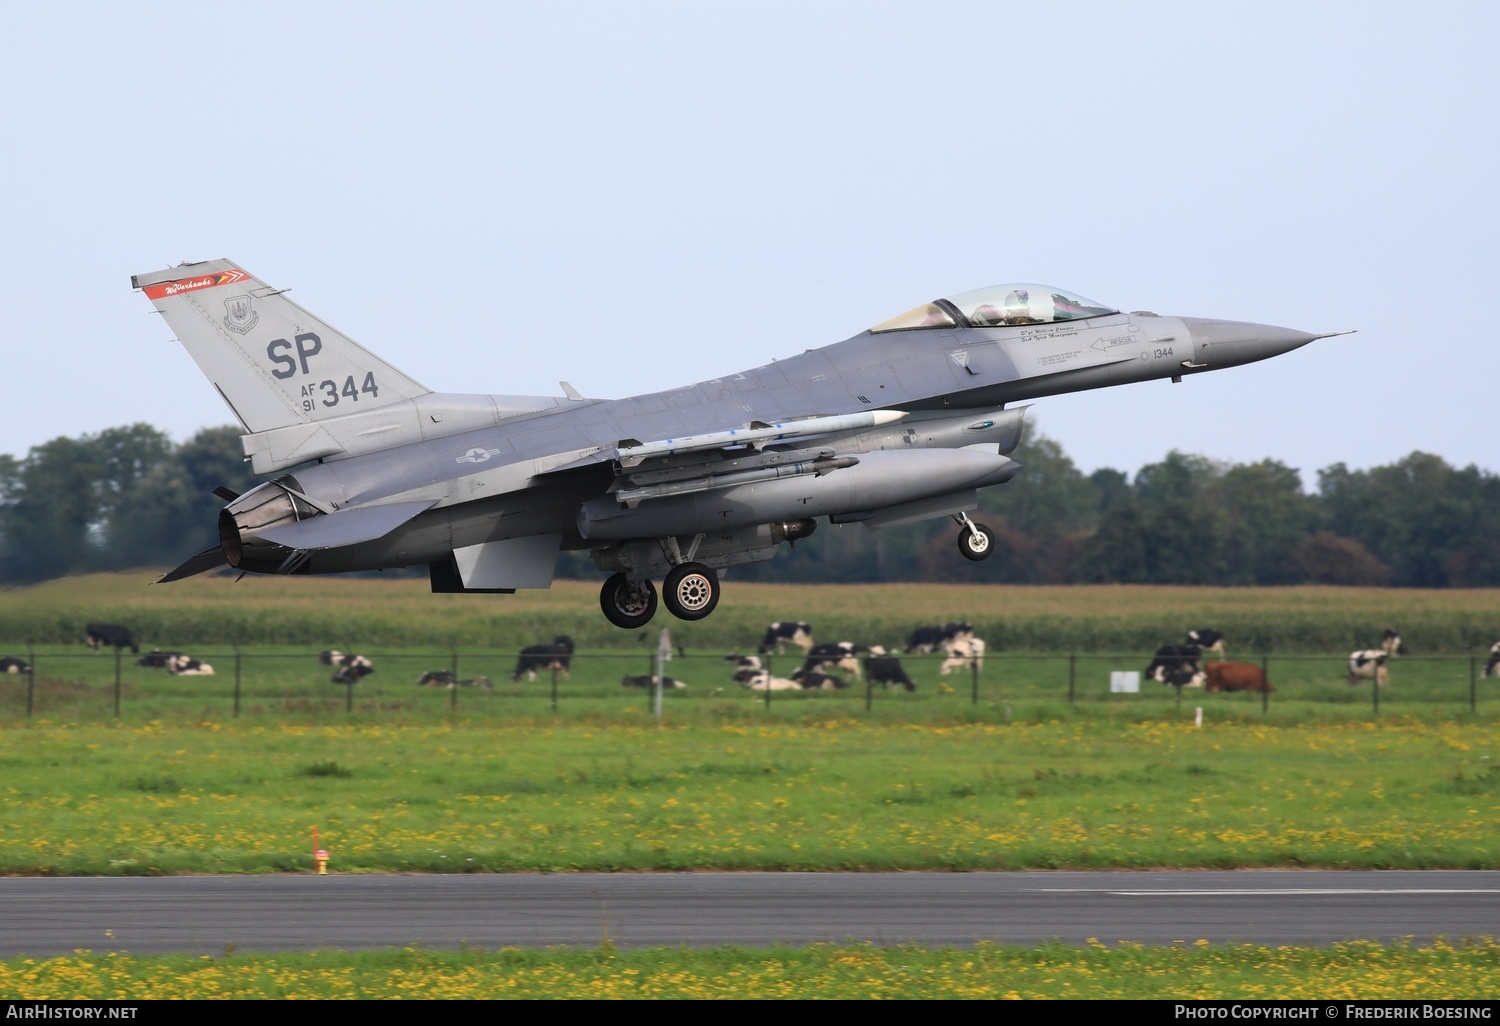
left=3, top=871, right=1498, bottom=956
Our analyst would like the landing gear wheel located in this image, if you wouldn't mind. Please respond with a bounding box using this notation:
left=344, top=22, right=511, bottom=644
left=600, top=573, right=658, bottom=629
left=957, top=523, right=995, bottom=561
left=662, top=562, right=721, bottom=621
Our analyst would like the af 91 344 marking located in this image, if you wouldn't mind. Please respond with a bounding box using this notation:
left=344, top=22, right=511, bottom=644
left=300, top=373, right=380, bottom=411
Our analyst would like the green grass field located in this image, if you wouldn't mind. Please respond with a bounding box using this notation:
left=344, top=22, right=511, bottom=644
left=6, top=939, right=1499, bottom=999
left=2, top=718, right=1495, bottom=875
left=1, top=641, right=1491, bottom=726
left=3, top=576, right=1496, bottom=999
left=4, top=573, right=1500, bottom=651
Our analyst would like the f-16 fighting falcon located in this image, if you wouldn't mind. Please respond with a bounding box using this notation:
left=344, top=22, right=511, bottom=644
left=134, top=262, right=1348, bottom=627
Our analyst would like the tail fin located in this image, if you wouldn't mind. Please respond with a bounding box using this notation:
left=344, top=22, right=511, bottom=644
left=132, top=259, right=430, bottom=434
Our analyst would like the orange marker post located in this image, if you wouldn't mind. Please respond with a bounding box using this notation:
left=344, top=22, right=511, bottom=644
left=312, top=826, right=329, bottom=875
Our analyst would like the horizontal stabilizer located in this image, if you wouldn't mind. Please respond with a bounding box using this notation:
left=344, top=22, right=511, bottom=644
left=154, top=546, right=230, bottom=584
left=258, top=499, right=437, bottom=552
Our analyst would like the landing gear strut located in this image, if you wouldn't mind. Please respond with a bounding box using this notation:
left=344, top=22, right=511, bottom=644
left=662, top=562, right=721, bottom=621
left=954, top=511, right=995, bottom=561
left=599, top=573, right=658, bottom=629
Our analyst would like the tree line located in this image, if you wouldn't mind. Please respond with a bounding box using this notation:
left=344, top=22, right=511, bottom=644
left=3, top=422, right=1498, bottom=587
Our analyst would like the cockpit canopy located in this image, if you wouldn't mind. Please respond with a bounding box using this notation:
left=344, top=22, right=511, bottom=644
left=870, top=284, right=1117, bottom=332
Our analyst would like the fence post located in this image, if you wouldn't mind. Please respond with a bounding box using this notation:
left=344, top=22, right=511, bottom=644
left=970, top=658, right=979, bottom=707
left=26, top=644, right=34, bottom=720
left=1372, top=669, right=1379, bottom=717
left=451, top=650, right=459, bottom=715
left=1261, top=653, right=1269, bottom=715
left=114, top=646, right=122, bottom=718
left=1471, top=653, right=1478, bottom=715
left=1068, top=651, right=1076, bottom=704
left=233, top=646, right=241, bottom=719
left=865, top=672, right=873, bottom=713
left=551, top=665, right=559, bottom=713
left=764, top=656, right=772, bottom=710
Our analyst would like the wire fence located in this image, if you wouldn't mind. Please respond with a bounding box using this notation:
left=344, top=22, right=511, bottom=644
left=0, top=645, right=1493, bottom=721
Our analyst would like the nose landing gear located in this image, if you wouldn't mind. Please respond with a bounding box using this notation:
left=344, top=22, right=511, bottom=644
left=953, top=511, right=995, bottom=561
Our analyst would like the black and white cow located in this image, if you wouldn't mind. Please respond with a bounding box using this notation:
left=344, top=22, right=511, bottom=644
left=1144, top=644, right=1205, bottom=687
left=864, top=646, right=917, bottom=692
left=1381, top=628, right=1406, bottom=656
left=734, top=668, right=802, bottom=691
left=801, top=642, right=865, bottom=680
left=1186, top=629, right=1226, bottom=656
left=512, top=636, right=575, bottom=682
left=789, top=666, right=848, bottom=690
left=136, top=649, right=183, bottom=668
left=1347, top=650, right=1390, bottom=687
left=328, top=653, right=374, bottom=685
left=939, top=636, right=986, bottom=675
left=0, top=656, right=31, bottom=674
left=758, top=622, right=814, bottom=656
left=904, top=622, right=974, bottom=654
left=416, top=670, right=493, bottom=690
left=723, top=654, right=763, bottom=673
left=167, top=654, right=215, bottom=676
left=85, top=623, right=139, bottom=654
left=621, top=674, right=687, bottom=689
left=1482, top=641, right=1500, bottom=679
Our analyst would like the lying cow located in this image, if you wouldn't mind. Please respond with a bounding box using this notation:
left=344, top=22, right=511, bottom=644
left=416, top=670, right=493, bottom=690
left=758, top=621, right=814, bottom=656
left=1204, top=661, right=1272, bottom=694
left=1186, top=629, right=1226, bottom=655
left=723, top=654, right=763, bottom=673
left=865, top=646, right=917, bottom=692
left=734, top=668, right=802, bottom=691
left=167, top=654, right=214, bottom=676
left=1347, top=650, right=1390, bottom=687
left=136, top=649, right=183, bottom=668
left=802, top=642, right=865, bottom=680
left=621, top=674, right=687, bottom=689
left=512, top=636, right=575, bottom=682
left=1483, top=641, right=1500, bottom=680
left=0, top=656, right=31, bottom=674
left=789, top=667, right=848, bottom=690
left=905, top=622, right=973, bottom=654
left=1144, top=643, right=1204, bottom=685
left=86, top=623, right=139, bottom=654
left=328, top=653, right=374, bottom=685
left=939, top=636, right=986, bottom=675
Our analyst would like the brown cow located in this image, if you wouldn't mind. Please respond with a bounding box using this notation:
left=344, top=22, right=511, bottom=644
left=1204, top=661, right=1273, bottom=694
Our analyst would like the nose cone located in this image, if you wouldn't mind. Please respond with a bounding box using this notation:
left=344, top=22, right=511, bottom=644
left=1180, top=317, right=1339, bottom=369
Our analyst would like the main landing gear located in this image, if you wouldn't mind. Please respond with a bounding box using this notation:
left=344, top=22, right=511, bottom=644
left=600, top=573, right=658, bottom=629
left=598, top=561, right=722, bottom=629
left=662, top=562, right=720, bottom=621
left=954, top=511, right=995, bottom=561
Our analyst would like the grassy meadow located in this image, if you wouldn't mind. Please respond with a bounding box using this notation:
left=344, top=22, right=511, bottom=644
left=1, top=718, right=1496, bottom=875
left=3, top=572, right=1500, bottom=651
left=5, top=938, right=1500, bottom=999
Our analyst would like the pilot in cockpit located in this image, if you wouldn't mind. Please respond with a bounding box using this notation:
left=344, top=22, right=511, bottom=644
left=917, top=303, right=954, bottom=326
left=1002, top=288, right=1038, bottom=325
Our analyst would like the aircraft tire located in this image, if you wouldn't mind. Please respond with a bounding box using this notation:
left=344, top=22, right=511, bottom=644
left=600, top=573, right=658, bottom=629
left=957, top=523, right=995, bottom=561
left=662, top=562, right=720, bottom=621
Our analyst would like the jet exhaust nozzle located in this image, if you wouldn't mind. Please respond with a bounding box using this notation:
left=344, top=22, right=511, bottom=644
left=218, top=477, right=319, bottom=573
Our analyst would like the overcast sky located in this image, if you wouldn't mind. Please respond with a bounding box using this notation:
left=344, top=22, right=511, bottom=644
left=2, top=1, right=1495, bottom=486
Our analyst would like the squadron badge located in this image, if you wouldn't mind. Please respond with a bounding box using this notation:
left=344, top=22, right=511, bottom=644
left=223, top=294, right=259, bottom=334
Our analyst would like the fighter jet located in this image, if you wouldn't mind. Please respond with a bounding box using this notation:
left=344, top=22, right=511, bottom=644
left=134, top=262, right=1345, bottom=627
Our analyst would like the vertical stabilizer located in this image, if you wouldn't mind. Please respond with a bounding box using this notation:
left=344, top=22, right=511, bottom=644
left=132, top=259, right=430, bottom=434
